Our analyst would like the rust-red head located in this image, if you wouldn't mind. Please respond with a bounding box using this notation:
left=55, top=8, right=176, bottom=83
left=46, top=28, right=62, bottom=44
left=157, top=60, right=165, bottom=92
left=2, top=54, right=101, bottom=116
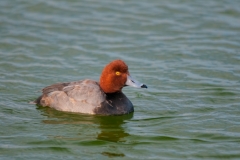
left=100, top=59, right=147, bottom=93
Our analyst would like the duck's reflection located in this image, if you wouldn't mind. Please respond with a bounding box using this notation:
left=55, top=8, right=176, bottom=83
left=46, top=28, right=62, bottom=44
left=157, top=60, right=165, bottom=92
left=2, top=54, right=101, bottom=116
left=38, top=107, right=133, bottom=142
left=96, top=114, right=133, bottom=142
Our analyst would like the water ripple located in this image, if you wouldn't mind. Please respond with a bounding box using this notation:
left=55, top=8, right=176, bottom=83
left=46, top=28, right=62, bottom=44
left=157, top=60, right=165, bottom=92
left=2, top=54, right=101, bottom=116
left=1, top=0, right=240, bottom=159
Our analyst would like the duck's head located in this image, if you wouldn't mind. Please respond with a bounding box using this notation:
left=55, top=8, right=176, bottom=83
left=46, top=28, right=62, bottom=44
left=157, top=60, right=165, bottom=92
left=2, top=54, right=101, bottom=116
left=100, top=59, right=147, bottom=93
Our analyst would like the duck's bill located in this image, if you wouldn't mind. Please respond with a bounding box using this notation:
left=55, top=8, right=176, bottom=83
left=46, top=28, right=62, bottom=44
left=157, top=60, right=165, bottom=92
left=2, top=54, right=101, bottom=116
left=125, top=75, right=147, bottom=88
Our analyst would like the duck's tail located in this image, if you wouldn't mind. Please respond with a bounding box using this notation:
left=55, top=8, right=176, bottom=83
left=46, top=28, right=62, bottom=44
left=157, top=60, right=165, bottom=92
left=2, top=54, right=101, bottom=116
left=29, top=96, right=42, bottom=105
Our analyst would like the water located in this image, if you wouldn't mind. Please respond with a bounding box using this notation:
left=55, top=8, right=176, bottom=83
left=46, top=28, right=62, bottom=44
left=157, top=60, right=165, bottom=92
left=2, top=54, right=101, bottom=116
left=1, top=0, right=240, bottom=159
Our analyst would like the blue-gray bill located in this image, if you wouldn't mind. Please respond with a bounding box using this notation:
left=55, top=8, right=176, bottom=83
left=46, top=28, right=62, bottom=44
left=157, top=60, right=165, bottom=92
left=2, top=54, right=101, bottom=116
left=125, top=75, right=147, bottom=89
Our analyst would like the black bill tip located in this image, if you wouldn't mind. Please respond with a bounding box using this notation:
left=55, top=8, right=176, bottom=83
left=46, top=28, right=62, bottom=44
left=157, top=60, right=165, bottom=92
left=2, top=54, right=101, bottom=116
left=141, top=84, right=148, bottom=88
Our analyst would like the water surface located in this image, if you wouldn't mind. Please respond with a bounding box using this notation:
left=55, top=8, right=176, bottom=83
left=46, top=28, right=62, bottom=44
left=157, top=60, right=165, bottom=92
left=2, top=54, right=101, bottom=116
left=1, top=0, right=240, bottom=159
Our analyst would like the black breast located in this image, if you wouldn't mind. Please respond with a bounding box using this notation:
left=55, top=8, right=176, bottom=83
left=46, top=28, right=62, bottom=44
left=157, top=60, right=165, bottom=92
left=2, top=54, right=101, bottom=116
left=94, top=92, right=134, bottom=115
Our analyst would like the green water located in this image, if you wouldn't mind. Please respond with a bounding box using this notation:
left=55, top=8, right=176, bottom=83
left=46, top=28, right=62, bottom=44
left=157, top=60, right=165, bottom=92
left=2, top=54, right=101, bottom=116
left=1, top=0, right=240, bottom=159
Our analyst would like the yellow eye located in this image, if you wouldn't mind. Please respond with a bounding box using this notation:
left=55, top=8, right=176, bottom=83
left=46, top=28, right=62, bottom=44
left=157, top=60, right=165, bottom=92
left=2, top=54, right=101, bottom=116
left=115, top=71, right=121, bottom=76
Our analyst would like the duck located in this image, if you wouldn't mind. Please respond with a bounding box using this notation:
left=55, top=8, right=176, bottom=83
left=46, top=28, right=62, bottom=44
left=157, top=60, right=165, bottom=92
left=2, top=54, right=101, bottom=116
left=33, top=59, right=147, bottom=115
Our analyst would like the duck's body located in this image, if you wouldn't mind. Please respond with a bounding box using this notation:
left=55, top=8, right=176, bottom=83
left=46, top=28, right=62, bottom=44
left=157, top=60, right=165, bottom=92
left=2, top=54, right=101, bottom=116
left=34, top=60, right=147, bottom=115
left=35, top=79, right=133, bottom=115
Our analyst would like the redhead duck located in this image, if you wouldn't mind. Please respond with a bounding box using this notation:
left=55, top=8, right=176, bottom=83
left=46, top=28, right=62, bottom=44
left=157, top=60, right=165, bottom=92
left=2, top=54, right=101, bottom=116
left=34, top=59, right=147, bottom=115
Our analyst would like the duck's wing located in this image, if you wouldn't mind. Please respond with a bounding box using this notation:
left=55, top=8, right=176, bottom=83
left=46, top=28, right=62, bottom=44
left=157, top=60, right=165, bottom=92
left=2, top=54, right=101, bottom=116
left=41, top=82, right=72, bottom=95
left=36, top=80, right=106, bottom=114
left=62, top=79, right=106, bottom=105
left=34, top=81, right=82, bottom=104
